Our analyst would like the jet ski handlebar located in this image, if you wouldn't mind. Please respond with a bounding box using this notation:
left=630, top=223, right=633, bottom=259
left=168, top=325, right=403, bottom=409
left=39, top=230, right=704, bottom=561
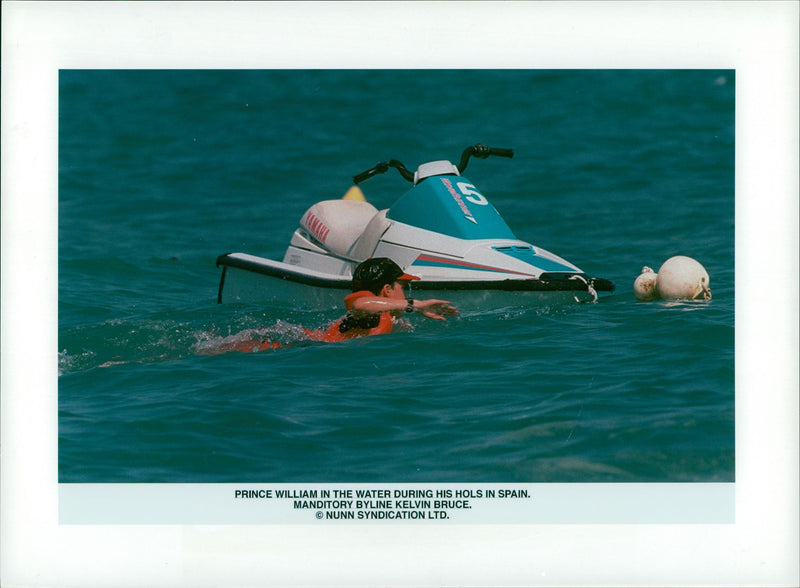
left=353, top=159, right=415, bottom=185
left=352, top=143, right=514, bottom=185
left=456, top=144, right=514, bottom=172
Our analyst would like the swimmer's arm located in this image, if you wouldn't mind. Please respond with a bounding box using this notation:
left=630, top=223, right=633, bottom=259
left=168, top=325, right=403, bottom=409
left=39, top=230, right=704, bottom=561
left=351, top=297, right=458, bottom=320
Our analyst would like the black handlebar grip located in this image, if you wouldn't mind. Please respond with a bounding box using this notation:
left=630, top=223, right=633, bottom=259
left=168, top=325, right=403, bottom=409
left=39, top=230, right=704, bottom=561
left=489, top=148, right=514, bottom=158
left=352, top=170, right=374, bottom=185
left=353, top=162, right=389, bottom=184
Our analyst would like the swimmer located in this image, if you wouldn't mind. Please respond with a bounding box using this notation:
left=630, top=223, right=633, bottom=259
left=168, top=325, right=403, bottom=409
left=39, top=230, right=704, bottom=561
left=208, top=257, right=457, bottom=352
left=311, top=257, right=457, bottom=341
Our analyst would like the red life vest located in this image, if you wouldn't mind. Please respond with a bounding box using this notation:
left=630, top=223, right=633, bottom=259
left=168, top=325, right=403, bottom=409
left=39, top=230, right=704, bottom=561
left=305, top=291, right=394, bottom=342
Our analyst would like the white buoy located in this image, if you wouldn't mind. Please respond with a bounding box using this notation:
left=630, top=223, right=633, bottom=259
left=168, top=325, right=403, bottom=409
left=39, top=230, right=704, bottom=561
left=633, top=266, right=659, bottom=301
left=655, top=255, right=711, bottom=300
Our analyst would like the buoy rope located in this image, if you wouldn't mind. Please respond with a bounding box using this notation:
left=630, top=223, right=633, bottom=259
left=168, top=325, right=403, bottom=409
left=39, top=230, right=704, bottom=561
left=694, top=278, right=712, bottom=301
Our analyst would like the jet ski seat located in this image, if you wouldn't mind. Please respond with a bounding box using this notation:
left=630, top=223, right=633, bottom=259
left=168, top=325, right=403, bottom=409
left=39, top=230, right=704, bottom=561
left=299, top=200, right=380, bottom=259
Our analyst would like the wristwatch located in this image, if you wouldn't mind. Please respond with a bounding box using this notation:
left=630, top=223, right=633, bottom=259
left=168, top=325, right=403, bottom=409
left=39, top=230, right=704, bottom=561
left=405, top=298, right=415, bottom=313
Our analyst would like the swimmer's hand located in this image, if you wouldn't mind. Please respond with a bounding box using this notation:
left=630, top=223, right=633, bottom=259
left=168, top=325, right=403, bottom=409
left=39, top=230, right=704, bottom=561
left=412, top=299, right=458, bottom=321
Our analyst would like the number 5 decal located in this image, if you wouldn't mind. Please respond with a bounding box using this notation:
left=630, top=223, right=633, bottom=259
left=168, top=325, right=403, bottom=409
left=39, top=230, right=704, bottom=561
left=457, top=182, right=488, bottom=205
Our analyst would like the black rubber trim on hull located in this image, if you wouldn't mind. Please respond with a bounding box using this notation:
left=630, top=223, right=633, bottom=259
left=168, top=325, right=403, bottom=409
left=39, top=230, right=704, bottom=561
left=539, top=272, right=615, bottom=293
left=216, top=253, right=615, bottom=301
left=409, top=275, right=614, bottom=293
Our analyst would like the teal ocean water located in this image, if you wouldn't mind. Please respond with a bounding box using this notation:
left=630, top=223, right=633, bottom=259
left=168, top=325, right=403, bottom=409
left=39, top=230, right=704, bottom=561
left=58, top=70, right=734, bottom=483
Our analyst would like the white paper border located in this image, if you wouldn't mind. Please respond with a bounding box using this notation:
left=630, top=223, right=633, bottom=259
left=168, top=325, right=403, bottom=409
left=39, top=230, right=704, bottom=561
left=2, top=1, right=798, bottom=586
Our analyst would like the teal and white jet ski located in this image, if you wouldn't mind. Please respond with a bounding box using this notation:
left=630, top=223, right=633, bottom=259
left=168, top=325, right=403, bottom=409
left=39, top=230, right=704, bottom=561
left=216, top=144, right=614, bottom=307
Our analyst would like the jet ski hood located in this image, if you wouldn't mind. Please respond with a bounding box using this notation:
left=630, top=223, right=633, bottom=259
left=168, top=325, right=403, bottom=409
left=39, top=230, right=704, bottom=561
left=387, top=174, right=517, bottom=241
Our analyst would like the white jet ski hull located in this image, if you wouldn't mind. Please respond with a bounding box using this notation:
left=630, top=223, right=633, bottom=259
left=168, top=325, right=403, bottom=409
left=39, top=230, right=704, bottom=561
left=215, top=145, right=615, bottom=308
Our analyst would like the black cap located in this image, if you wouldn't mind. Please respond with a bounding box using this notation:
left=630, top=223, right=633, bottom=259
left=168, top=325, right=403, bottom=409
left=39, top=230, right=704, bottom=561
left=351, top=258, right=420, bottom=294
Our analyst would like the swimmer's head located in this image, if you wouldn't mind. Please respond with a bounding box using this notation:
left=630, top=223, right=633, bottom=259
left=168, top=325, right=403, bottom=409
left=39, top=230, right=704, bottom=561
left=351, top=258, right=419, bottom=295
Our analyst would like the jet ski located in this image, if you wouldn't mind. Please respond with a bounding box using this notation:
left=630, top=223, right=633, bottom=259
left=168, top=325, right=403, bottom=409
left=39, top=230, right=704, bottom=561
left=216, top=144, right=614, bottom=308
